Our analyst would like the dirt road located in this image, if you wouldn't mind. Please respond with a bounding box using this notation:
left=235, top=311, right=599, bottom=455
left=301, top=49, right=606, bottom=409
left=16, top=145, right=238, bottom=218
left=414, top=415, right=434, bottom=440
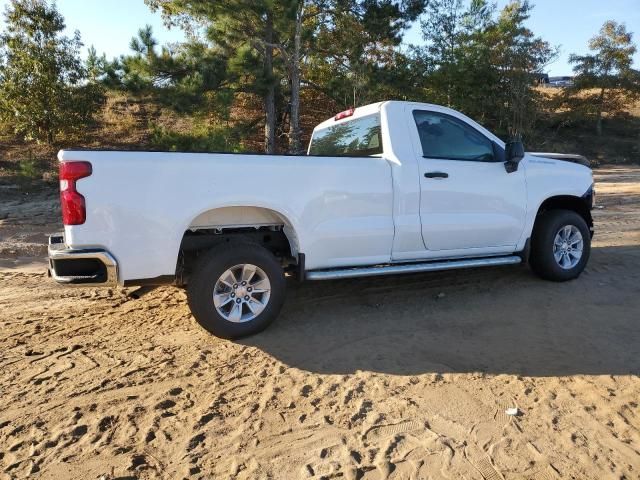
left=1, top=166, right=639, bottom=479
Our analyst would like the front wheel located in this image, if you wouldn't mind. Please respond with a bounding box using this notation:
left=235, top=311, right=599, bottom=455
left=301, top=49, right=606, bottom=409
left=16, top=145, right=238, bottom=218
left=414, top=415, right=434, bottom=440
left=187, top=243, right=286, bottom=339
left=529, top=209, right=591, bottom=282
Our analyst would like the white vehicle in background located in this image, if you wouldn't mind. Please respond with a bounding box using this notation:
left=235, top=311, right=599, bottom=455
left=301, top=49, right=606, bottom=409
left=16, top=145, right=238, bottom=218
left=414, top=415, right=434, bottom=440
left=547, top=76, right=575, bottom=87
left=49, top=101, right=595, bottom=338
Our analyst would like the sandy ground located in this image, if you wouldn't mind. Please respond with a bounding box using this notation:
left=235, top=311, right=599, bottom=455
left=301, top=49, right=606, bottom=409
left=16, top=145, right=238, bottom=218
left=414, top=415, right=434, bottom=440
left=1, top=166, right=639, bottom=480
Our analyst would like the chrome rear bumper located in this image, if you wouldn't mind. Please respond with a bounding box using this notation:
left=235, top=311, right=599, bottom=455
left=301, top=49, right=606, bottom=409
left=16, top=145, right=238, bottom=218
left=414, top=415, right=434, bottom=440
left=48, top=234, right=119, bottom=286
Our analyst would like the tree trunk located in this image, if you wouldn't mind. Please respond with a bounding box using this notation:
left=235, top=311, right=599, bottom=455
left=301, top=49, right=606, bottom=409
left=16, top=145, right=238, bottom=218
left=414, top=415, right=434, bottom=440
left=596, top=87, right=605, bottom=136
left=43, top=114, right=54, bottom=145
left=264, top=12, right=276, bottom=154
left=288, top=2, right=304, bottom=154
left=596, top=113, right=603, bottom=136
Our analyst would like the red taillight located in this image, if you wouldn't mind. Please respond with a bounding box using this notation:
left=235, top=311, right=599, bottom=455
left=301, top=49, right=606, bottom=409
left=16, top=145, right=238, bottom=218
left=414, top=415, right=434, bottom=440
left=60, top=189, right=86, bottom=225
left=59, top=161, right=92, bottom=225
left=60, top=161, right=92, bottom=181
left=334, top=108, right=355, bottom=120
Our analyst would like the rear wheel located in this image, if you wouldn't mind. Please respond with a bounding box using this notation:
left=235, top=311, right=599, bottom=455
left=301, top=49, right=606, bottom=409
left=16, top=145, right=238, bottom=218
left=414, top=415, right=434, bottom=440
left=187, top=243, right=286, bottom=339
left=530, top=209, right=591, bottom=281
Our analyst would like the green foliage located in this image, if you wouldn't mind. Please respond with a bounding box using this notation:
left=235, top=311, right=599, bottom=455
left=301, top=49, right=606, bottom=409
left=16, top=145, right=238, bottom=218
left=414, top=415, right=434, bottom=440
left=144, top=1, right=277, bottom=97
left=144, top=1, right=427, bottom=152
left=413, top=0, right=556, bottom=138
left=90, top=25, right=232, bottom=117
left=18, top=156, right=40, bottom=178
left=150, top=121, right=240, bottom=152
left=86, top=46, right=102, bottom=82
left=0, top=0, right=104, bottom=144
left=0, top=0, right=636, bottom=160
left=413, top=0, right=495, bottom=111
left=306, top=1, right=426, bottom=107
left=565, top=21, right=640, bottom=135
left=144, top=0, right=288, bottom=153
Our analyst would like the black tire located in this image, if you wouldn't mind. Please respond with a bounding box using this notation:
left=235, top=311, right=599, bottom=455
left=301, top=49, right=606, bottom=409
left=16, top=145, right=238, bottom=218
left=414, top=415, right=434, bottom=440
left=187, top=242, right=286, bottom=339
left=530, top=209, right=591, bottom=281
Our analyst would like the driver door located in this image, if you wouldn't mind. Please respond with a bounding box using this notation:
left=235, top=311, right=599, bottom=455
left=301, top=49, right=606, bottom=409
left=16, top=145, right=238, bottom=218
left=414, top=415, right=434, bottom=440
left=412, top=109, right=527, bottom=252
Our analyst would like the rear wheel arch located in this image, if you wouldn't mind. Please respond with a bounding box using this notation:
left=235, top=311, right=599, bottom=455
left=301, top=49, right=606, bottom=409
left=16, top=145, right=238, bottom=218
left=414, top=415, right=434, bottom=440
left=176, top=206, right=301, bottom=284
left=185, top=205, right=300, bottom=254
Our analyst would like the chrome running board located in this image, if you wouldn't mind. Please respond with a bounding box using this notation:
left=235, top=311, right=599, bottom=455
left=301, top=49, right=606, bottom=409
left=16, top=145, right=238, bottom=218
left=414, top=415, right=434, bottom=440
left=306, top=255, right=522, bottom=281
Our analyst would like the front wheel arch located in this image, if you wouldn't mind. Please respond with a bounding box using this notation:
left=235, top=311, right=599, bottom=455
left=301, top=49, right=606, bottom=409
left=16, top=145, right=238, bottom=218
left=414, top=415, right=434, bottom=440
left=535, top=194, right=593, bottom=236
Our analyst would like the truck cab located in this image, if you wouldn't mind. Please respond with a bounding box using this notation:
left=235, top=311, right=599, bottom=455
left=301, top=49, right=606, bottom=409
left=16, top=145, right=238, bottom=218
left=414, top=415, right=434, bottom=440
left=308, top=101, right=592, bottom=263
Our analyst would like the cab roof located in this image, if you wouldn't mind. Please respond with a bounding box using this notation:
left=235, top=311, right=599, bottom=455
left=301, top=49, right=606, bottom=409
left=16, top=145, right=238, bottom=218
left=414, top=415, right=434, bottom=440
left=312, top=100, right=457, bottom=132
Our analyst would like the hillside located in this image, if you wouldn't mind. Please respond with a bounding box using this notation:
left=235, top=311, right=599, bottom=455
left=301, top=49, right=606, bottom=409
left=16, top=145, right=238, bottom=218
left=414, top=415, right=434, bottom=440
left=0, top=89, right=638, bottom=185
left=530, top=87, right=640, bottom=165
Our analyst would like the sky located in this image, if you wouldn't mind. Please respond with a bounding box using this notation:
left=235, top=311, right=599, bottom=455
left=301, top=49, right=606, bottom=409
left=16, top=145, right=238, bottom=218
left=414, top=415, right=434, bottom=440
left=1, top=0, right=639, bottom=76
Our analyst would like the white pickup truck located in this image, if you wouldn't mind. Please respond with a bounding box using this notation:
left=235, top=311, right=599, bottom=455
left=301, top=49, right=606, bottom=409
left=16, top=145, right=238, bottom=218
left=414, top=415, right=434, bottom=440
left=49, top=101, right=595, bottom=338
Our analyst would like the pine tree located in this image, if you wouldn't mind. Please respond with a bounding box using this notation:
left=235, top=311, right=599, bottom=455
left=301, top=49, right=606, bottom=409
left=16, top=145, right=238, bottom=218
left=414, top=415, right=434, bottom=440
left=145, top=0, right=282, bottom=153
left=308, top=0, right=425, bottom=109
left=146, top=0, right=425, bottom=153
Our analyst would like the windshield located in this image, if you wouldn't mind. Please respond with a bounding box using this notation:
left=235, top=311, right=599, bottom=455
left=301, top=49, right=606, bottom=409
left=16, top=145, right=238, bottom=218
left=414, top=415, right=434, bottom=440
left=308, top=114, right=382, bottom=156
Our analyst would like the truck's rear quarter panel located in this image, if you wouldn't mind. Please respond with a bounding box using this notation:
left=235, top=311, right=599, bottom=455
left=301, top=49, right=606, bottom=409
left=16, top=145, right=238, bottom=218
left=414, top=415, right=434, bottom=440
left=59, top=150, right=394, bottom=282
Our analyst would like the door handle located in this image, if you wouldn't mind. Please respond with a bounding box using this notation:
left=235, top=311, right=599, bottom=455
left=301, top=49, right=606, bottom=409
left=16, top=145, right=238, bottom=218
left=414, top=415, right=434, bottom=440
left=424, top=171, right=449, bottom=179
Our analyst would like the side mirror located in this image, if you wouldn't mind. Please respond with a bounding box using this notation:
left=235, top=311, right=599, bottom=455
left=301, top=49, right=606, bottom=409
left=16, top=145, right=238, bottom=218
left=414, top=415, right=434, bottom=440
left=504, top=140, right=525, bottom=173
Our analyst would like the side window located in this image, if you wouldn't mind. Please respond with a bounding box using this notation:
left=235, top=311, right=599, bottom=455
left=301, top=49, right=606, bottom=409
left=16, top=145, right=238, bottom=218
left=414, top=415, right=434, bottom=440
left=413, top=110, right=496, bottom=162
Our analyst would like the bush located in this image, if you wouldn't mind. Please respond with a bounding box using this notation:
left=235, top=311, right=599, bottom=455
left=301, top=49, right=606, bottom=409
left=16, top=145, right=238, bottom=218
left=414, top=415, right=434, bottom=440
left=149, top=122, right=240, bottom=153
left=18, top=158, right=40, bottom=179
